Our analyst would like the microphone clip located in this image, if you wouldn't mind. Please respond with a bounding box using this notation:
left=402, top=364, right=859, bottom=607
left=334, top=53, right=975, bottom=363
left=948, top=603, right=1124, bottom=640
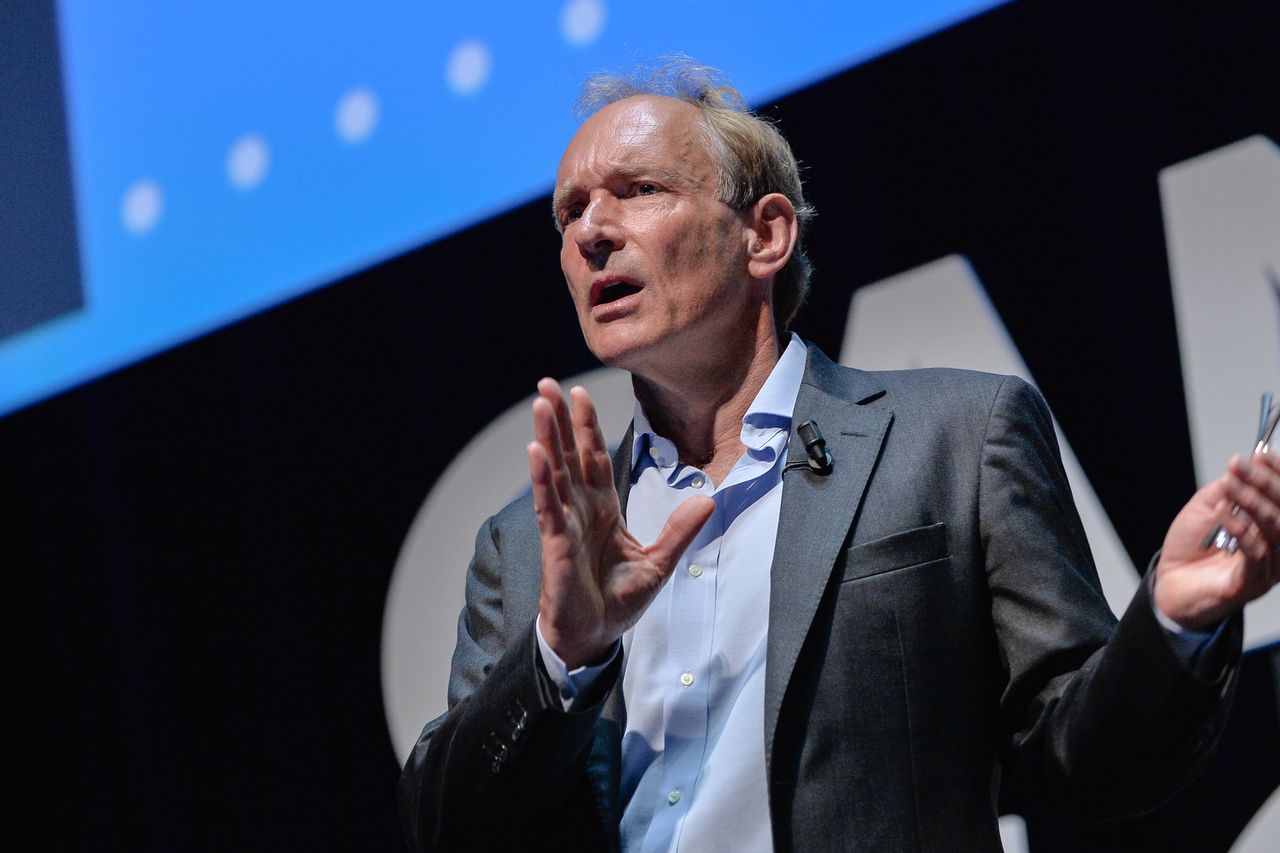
left=795, top=420, right=833, bottom=475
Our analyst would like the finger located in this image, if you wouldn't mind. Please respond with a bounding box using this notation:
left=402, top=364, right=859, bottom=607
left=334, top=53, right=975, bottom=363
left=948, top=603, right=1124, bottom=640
left=1234, top=454, right=1280, bottom=510
left=647, top=495, right=715, bottom=572
left=1231, top=521, right=1276, bottom=593
left=1219, top=499, right=1254, bottom=540
left=571, top=386, right=614, bottom=489
left=1227, top=474, right=1280, bottom=543
left=1217, top=505, right=1277, bottom=581
left=1190, top=474, right=1231, bottom=512
left=1254, top=447, right=1280, bottom=468
left=527, top=441, right=568, bottom=536
left=532, top=396, right=576, bottom=502
left=1241, top=522, right=1270, bottom=565
left=1179, top=478, right=1230, bottom=552
left=539, top=378, right=583, bottom=487
left=532, top=394, right=566, bottom=466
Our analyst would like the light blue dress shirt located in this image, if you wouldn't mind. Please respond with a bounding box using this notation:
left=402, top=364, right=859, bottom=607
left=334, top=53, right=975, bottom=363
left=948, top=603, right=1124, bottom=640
left=614, top=334, right=807, bottom=853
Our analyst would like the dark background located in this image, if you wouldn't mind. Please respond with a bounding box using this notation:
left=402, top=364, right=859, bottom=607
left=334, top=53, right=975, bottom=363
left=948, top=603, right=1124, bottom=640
left=5, top=0, right=1279, bottom=848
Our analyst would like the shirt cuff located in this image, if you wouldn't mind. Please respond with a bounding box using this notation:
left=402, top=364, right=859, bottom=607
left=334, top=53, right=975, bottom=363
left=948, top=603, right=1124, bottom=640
left=1152, top=600, right=1227, bottom=670
left=534, top=615, right=620, bottom=712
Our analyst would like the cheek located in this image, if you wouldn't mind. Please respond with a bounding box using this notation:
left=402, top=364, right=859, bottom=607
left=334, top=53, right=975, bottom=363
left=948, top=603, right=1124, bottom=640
left=663, top=214, right=741, bottom=283
left=559, top=234, right=577, bottom=270
left=657, top=212, right=719, bottom=265
left=559, top=243, right=588, bottom=305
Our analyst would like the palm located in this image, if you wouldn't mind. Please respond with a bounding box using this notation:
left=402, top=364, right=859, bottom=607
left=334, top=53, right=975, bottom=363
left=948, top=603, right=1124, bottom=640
left=529, top=380, right=712, bottom=668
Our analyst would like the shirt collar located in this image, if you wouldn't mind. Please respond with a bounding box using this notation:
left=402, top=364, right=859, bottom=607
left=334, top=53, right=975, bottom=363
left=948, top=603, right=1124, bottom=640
left=630, top=333, right=808, bottom=470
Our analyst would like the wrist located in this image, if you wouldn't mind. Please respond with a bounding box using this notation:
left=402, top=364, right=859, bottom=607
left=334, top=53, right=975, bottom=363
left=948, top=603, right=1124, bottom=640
left=538, top=618, right=613, bottom=670
left=1153, top=560, right=1229, bottom=631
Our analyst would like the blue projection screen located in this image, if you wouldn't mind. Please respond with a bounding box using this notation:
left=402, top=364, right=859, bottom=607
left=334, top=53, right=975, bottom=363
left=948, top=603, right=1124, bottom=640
left=0, top=0, right=1006, bottom=418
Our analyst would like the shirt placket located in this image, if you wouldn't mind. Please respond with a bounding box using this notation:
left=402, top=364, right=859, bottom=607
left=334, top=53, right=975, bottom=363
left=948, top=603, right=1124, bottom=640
left=643, top=470, right=719, bottom=853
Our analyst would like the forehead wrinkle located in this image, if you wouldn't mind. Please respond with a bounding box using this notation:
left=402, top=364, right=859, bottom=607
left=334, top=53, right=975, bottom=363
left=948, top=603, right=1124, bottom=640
left=611, top=107, right=713, bottom=186
left=553, top=97, right=718, bottom=222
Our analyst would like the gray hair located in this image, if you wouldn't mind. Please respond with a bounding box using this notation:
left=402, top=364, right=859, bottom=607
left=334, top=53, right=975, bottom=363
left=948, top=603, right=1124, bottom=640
left=575, top=57, right=816, bottom=332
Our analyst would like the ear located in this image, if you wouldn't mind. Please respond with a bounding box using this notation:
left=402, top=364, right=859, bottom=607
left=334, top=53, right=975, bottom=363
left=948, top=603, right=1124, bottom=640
left=745, top=193, right=799, bottom=284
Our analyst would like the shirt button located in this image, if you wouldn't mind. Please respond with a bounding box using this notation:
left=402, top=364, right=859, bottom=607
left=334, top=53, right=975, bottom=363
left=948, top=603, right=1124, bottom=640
left=690, top=476, right=705, bottom=488
left=679, top=671, right=694, bottom=687
left=648, top=446, right=660, bottom=460
left=668, top=789, right=682, bottom=805
left=688, top=564, right=703, bottom=578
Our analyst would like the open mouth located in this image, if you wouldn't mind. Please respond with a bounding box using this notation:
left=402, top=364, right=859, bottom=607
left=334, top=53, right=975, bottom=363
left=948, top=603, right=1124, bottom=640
left=598, top=282, right=642, bottom=304
left=591, top=279, right=643, bottom=306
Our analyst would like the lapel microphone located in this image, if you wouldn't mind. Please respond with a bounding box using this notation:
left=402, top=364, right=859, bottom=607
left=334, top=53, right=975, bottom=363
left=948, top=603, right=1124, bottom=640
left=784, top=420, right=833, bottom=475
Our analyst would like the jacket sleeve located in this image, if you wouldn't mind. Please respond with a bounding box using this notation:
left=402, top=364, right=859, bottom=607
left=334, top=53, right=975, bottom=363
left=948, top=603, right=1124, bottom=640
left=983, top=376, right=1240, bottom=819
left=397, top=513, right=621, bottom=851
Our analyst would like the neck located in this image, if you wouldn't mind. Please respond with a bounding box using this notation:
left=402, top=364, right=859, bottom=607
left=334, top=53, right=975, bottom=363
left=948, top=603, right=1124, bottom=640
left=633, top=321, right=786, bottom=484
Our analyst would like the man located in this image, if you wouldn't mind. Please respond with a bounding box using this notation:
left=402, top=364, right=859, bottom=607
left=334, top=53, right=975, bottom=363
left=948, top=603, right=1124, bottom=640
left=400, top=60, right=1280, bottom=852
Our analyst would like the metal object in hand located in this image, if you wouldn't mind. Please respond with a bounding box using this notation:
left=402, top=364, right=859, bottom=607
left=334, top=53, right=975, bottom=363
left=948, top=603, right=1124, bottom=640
left=1203, top=392, right=1278, bottom=553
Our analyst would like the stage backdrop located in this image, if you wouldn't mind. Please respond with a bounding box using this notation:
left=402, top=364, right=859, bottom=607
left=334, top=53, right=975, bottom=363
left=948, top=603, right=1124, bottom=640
left=4, top=1, right=1280, bottom=850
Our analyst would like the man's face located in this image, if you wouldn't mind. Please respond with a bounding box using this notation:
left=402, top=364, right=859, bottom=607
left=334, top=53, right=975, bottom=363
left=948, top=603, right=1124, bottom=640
left=553, top=96, right=754, bottom=374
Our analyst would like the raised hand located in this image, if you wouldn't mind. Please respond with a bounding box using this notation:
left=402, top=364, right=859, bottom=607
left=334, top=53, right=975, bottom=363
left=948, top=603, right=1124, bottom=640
left=528, top=379, right=714, bottom=668
left=1156, top=452, right=1280, bottom=630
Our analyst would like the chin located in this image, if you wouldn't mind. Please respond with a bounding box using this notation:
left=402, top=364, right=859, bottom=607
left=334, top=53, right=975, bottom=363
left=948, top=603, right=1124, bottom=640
left=585, top=340, right=643, bottom=371
left=582, top=326, right=662, bottom=373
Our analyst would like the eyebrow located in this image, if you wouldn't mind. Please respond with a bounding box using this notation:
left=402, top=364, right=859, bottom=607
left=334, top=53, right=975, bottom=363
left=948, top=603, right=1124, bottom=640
left=550, top=185, right=577, bottom=227
left=551, top=163, right=692, bottom=223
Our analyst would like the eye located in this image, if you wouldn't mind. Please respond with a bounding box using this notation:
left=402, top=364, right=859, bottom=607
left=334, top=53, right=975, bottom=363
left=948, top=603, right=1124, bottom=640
left=635, top=182, right=659, bottom=196
left=559, top=205, right=583, bottom=227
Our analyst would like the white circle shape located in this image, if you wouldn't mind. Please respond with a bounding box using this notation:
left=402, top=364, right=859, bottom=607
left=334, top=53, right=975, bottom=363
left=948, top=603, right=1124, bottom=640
left=381, top=366, right=633, bottom=764
left=1234, top=785, right=1280, bottom=852
left=226, top=134, right=270, bottom=190
left=121, top=179, right=164, bottom=235
left=561, top=0, right=606, bottom=46
left=446, top=39, right=492, bottom=96
left=335, top=86, right=380, bottom=144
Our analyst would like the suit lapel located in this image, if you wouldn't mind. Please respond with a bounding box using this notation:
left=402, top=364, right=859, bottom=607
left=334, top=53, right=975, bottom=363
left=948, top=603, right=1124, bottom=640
left=764, top=347, right=893, bottom=775
left=605, top=426, right=634, bottom=734
left=612, top=424, right=636, bottom=518
left=583, top=426, right=636, bottom=846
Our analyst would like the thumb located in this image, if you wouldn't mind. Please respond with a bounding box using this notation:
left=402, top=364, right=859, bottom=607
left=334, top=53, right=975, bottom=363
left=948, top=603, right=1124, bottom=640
left=1190, top=474, right=1231, bottom=510
left=647, top=495, right=715, bottom=572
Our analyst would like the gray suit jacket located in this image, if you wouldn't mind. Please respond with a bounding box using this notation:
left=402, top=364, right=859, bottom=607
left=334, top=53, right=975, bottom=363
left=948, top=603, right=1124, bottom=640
left=400, top=345, right=1239, bottom=852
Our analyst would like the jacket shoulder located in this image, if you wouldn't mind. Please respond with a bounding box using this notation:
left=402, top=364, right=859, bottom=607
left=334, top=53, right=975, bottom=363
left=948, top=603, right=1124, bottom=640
left=870, top=367, right=1043, bottom=409
left=800, top=341, right=1036, bottom=409
left=488, top=492, right=539, bottom=553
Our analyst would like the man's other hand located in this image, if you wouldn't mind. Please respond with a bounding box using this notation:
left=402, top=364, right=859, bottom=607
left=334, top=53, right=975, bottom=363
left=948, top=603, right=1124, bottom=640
left=528, top=379, right=714, bottom=669
left=1156, top=452, right=1280, bottom=630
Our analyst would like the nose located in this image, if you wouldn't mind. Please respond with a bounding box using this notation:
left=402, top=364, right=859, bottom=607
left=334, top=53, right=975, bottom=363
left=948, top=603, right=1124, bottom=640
left=573, top=191, right=624, bottom=265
